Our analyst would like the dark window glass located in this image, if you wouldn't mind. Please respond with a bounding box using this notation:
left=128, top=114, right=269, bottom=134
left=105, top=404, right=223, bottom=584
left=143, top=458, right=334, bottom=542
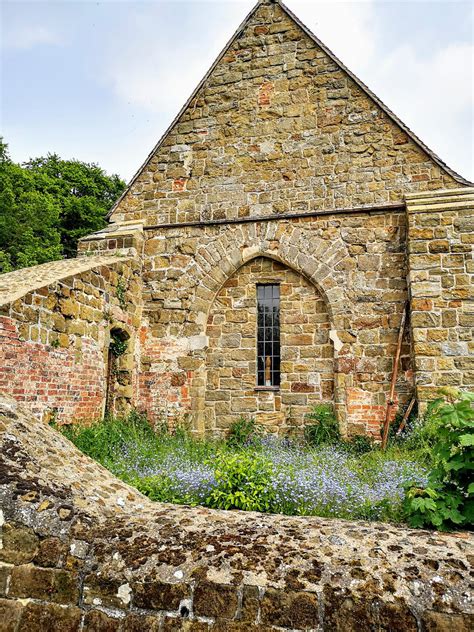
left=257, top=284, right=280, bottom=387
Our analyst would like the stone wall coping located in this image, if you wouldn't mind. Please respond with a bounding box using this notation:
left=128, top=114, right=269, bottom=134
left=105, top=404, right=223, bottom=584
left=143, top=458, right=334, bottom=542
left=0, top=254, right=133, bottom=307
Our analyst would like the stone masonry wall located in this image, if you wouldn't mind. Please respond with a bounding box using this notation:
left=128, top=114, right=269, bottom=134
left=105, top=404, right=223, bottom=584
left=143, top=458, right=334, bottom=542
left=138, top=210, right=413, bottom=436
left=100, top=0, right=470, bottom=435
left=109, top=0, right=463, bottom=228
left=0, top=0, right=471, bottom=437
left=1, top=395, right=473, bottom=631
left=406, top=188, right=474, bottom=405
left=205, top=257, right=333, bottom=435
left=0, top=255, right=142, bottom=423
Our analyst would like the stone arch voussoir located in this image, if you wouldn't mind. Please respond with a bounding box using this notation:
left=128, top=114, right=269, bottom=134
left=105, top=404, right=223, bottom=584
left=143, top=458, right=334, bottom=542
left=189, top=226, right=352, bottom=435
left=193, top=225, right=349, bottom=330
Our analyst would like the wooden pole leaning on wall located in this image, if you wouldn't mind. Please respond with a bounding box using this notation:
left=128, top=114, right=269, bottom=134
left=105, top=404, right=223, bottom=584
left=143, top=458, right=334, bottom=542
left=381, top=301, right=409, bottom=450
left=396, top=396, right=416, bottom=437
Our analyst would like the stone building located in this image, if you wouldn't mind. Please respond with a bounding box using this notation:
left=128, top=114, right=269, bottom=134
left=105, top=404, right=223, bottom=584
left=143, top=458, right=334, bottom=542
left=0, top=0, right=473, bottom=437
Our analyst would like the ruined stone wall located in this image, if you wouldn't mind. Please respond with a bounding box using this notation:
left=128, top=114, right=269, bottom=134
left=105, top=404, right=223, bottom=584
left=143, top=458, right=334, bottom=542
left=205, top=257, right=333, bottom=435
left=109, top=0, right=462, bottom=228
left=1, top=395, right=473, bottom=631
left=406, top=188, right=474, bottom=405
left=139, top=210, right=413, bottom=436
left=0, top=255, right=142, bottom=423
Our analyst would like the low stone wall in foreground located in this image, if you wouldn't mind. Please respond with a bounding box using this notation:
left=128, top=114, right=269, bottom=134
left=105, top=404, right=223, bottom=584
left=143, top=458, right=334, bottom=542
left=0, top=394, right=472, bottom=631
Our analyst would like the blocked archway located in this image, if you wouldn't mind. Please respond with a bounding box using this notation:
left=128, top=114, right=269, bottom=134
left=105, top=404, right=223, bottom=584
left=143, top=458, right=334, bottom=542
left=142, top=220, right=358, bottom=435
left=201, top=256, right=334, bottom=435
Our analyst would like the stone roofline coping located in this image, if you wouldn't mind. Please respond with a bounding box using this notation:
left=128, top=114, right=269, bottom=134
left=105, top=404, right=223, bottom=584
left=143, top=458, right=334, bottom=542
left=405, top=186, right=474, bottom=199
left=78, top=221, right=144, bottom=241
left=406, top=186, right=474, bottom=213
left=106, top=0, right=473, bottom=220
left=0, top=254, right=134, bottom=307
left=79, top=230, right=144, bottom=242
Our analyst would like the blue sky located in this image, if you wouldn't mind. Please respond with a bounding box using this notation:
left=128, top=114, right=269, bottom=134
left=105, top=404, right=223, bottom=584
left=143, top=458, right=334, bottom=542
left=1, top=0, right=473, bottom=183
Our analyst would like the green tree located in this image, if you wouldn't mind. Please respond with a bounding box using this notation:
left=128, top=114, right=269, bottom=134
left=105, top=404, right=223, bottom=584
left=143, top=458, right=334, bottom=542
left=0, top=139, right=126, bottom=271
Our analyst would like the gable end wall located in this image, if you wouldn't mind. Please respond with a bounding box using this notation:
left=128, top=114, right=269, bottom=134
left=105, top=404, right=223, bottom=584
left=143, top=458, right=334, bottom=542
left=110, top=0, right=464, bottom=227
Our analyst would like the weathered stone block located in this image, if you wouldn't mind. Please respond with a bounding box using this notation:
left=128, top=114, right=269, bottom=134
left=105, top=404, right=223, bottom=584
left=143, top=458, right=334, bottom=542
left=133, top=580, right=188, bottom=611
left=17, top=602, right=82, bottom=632
left=421, top=611, right=473, bottom=632
left=260, top=588, right=320, bottom=628
left=162, top=618, right=210, bottom=631
left=83, top=574, right=130, bottom=609
left=59, top=297, right=79, bottom=318
left=9, top=565, right=79, bottom=605
left=82, top=609, right=120, bottom=632
left=193, top=582, right=238, bottom=619
left=121, top=613, right=161, bottom=632
left=34, top=537, right=65, bottom=568
left=0, top=598, right=24, bottom=631
left=239, top=584, right=260, bottom=622
left=0, top=524, right=38, bottom=565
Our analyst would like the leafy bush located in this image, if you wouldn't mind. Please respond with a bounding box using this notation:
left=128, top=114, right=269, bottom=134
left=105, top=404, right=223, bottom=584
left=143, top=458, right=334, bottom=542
left=404, top=389, right=474, bottom=531
left=304, top=404, right=340, bottom=446
left=205, top=453, right=275, bottom=512
left=227, top=416, right=263, bottom=448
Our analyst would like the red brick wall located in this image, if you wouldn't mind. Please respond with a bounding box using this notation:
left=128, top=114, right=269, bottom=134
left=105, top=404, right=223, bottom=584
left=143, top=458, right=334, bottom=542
left=0, top=316, right=104, bottom=423
left=0, top=259, right=142, bottom=424
left=138, top=326, right=192, bottom=426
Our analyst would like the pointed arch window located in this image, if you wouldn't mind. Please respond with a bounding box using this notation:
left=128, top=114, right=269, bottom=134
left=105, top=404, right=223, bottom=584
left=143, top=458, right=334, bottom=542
left=257, top=284, right=280, bottom=387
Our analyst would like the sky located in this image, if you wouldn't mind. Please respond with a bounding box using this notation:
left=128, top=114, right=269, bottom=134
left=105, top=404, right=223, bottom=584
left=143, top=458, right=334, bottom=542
left=1, top=0, right=473, bottom=184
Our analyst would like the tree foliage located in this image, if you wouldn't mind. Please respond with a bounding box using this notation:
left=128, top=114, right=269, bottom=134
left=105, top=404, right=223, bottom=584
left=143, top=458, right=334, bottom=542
left=0, top=139, right=126, bottom=272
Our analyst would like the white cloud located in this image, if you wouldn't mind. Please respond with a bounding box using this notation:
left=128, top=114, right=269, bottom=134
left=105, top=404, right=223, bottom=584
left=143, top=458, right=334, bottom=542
left=103, top=2, right=252, bottom=115
left=2, top=24, right=62, bottom=50
left=289, top=1, right=473, bottom=180
left=289, top=0, right=377, bottom=71
left=369, top=41, right=473, bottom=177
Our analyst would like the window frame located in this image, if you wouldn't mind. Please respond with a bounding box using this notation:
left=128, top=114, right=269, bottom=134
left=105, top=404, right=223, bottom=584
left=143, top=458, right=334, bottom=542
left=256, top=283, right=281, bottom=389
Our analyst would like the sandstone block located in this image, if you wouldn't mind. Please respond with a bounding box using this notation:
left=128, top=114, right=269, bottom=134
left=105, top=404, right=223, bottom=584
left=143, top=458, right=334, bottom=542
left=133, top=580, right=188, bottom=611
left=9, top=565, right=79, bottom=605
left=59, top=298, right=79, bottom=318
left=0, top=524, right=38, bottom=565
left=193, top=582, right=238, bottom=619
left=0, top=598, right=24, bottom=631
left=260, top=588, right=320, bottom=628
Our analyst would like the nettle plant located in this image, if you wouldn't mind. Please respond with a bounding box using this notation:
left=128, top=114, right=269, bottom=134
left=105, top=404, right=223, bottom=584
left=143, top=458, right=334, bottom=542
left=404, top=388, right=474, bottom=531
